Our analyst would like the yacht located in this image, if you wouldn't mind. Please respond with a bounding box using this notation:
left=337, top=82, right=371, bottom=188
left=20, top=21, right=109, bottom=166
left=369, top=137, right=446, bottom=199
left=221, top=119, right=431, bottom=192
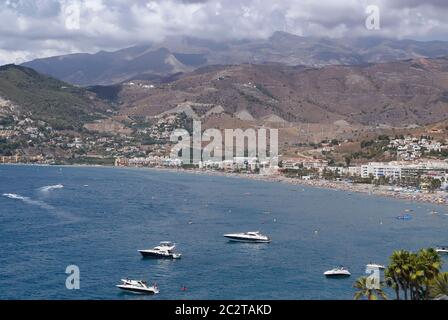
left=138, top=242, right=182, bottom=259
left=396, top=214, right=412, bottom=220
left=324, top=266, right=351, bottom=278
left=116, top=279, right=159, bottom=294
left=436, top=246, right=448, bottom=254
left=223, top=231, right=271, bottom=243
left=366, top=263, right=386, bottom=270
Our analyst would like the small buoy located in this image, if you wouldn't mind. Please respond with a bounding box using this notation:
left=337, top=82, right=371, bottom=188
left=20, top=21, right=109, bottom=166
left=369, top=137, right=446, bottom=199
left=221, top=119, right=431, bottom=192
left=314, top=230, right=318, bottom=235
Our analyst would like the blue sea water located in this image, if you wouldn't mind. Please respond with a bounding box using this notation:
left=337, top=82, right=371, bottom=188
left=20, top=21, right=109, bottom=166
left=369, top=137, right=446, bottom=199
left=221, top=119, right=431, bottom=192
left=0, top=165, right=447, bottom=300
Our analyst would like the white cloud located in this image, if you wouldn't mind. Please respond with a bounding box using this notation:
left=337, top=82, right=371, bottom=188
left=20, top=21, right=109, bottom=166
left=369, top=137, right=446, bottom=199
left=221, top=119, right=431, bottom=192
left=1, top=0, right=448, bottom=64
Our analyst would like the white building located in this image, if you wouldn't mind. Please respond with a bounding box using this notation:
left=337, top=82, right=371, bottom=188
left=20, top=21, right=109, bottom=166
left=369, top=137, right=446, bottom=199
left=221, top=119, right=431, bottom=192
left=361, top=162, right=402, bottom=179
left=327, top=166, right=362, bottom=177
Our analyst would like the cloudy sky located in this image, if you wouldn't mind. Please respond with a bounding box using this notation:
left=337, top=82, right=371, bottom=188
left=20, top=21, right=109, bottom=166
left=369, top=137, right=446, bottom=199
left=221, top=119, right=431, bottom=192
left=1, top=0, right=448, bottom=65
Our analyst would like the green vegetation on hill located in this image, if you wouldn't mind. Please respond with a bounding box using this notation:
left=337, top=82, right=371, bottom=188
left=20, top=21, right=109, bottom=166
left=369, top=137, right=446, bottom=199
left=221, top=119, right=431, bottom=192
left=0, top=137, right=21, bottom=156
left=0, top=65, right=107, bottom=130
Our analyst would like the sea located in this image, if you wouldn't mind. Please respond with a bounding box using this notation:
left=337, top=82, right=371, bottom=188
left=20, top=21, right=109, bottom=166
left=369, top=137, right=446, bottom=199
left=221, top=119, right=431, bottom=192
left=0, top=165, right=447, bottom=300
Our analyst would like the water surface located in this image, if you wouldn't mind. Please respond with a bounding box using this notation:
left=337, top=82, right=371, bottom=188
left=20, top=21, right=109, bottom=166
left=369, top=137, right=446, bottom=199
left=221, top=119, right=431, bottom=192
left=0, top=165, right=447, bottom=299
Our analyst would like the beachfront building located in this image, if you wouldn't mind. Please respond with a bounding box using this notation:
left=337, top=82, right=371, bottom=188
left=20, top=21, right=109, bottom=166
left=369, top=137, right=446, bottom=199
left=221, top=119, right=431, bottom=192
left=115, top=155, right=180, bottom=167
left=199, top=160, right=223, bottom=170
left=361, top=162, right=402, bottom=180
left=400, top=160, right=448, bottom=179
left=303, top=159, right=328, bottom=171
left=282, top=158, right=328, bottom=171
left=162, top=158, right=183, bottom=167
left=282, top=159, right=301, bottom=170
left=361, top=160, right=448, bottom=180
left=199, top=157, right=261, bottom=172
left=0, top=154, right=21, bottom=164
left=234, top=157, right=259, bottom=171
left=327, top=166, right=362, bottom=177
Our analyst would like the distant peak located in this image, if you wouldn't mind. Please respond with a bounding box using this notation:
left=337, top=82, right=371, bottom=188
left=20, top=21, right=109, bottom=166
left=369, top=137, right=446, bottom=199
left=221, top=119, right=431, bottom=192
left=269, top=31, right=304, bottom=40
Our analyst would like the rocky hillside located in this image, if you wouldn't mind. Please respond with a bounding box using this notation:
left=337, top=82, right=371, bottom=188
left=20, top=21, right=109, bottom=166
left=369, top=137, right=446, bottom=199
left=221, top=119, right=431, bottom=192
left=105, top=57, right=448, bottom=127
left=0, top=65, right=110, bottom=130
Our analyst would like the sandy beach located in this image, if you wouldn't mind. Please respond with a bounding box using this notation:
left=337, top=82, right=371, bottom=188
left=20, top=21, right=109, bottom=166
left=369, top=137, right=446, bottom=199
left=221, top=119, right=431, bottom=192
left=141, top=166, right=448, bottom=207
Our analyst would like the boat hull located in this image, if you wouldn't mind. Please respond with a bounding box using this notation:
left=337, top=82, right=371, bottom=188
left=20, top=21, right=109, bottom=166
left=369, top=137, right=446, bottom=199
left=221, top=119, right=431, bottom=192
left=324, top=273, right=351, bottom=278
left=224, top=236, right=271, bottom=243
left=116, top=285, right=158, bottom=294
left=139, top=250, right=181, bottom=259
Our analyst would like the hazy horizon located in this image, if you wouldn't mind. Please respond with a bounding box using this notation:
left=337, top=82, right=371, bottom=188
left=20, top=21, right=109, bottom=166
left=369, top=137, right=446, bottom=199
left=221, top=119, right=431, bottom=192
left=2, top=0, right=448, bottom=65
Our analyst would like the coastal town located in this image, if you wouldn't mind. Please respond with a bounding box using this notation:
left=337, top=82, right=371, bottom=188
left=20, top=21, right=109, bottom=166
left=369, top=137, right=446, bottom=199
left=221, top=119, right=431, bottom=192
left=111, top=130, right=448, bottom=205
left=113, top=153, right=448, bottom=204
left=2, top=103, right=448, bottom=205
left=2, top=75, right=448, bottom=205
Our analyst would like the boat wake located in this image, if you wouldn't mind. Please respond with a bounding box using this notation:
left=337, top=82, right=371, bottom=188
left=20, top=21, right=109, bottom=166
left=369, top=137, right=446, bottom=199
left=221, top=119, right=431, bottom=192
left=39, top=184, right=64, bottom=193
left=2, top=192, right=79, bottom=222
left=3, top=193, right=58, bottom=212
left=2, top=193, right=27, bottom=201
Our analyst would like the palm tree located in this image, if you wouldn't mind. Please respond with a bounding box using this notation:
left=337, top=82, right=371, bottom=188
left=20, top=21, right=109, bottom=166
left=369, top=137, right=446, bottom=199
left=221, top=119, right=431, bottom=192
left=353, top=277, right=388, bottom=300
left=386, top=250, right=412, bottom=300
left=411, top=249, right=442, bottom=299
left=385, top=248, right=443, bottom=300
left=429, top=272, right=448, bottom=300
left=384, top=271, right=400, bottom=300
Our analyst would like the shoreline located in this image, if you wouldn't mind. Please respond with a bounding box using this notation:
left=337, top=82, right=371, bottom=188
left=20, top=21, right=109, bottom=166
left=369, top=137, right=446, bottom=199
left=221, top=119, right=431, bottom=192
left=152, top=167, right=448, bottom=207
left=1, top=163, right=447, bottom=207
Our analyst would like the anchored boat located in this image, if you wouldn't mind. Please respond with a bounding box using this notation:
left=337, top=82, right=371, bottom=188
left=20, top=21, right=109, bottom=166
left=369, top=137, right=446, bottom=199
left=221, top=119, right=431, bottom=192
left=436, top=246, right=448, bottom=254
left=223, top=231, right=271, bottom=243
left=116, top=279, right=159, bottom=294
left=366, top=263, right=386, bottom=270
left=324, top=266, right=351, bottom=278
left=139, top=241, right=182, bottom=259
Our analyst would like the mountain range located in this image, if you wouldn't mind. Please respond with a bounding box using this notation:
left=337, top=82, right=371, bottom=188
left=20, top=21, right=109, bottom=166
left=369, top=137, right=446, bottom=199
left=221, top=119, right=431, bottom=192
left=91, top=56, right=448, bottom=127
left=22, top=32, right=448, bottom=86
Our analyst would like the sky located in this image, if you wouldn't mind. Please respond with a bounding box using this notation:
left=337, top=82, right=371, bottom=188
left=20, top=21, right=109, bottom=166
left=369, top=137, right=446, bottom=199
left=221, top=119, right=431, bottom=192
left=1, top=0, right=448, bottom=65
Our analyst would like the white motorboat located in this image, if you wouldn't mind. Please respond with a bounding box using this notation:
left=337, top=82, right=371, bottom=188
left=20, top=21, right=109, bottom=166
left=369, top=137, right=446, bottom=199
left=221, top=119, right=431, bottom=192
left=223, top=231, right=271, bottom=243
left=366, top=263, right=386, bottom=270
left=116, top=279, right=159, bottom=294
left=436, top=246, right=448, bottom=254
left=324, top=266, right=351, bottom=278
left=138, top=241, right=182, bottom=259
